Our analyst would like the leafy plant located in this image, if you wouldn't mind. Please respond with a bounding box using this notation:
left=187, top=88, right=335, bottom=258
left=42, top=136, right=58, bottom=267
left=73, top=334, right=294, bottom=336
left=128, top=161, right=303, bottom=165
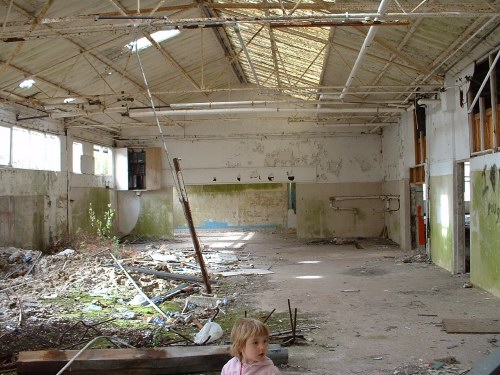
left=89, top=203, right=119, bottom=247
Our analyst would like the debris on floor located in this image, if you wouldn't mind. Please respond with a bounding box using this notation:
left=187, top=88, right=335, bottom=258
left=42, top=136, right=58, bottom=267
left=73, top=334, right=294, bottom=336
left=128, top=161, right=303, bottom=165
left=0, top=241, right=309, bottom=373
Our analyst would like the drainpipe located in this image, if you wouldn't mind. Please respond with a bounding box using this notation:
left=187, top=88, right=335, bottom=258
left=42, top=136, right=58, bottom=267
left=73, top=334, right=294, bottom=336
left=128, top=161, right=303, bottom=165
left=339, top=0, right=392, bottom=101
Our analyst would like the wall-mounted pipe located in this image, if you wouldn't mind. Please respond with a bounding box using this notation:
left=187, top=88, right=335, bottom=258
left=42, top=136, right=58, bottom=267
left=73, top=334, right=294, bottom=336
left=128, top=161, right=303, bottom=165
left=129, top=107, right=406, bottom=117
left=330, top=195, right=399, bottom=201
left=329, top=195, right=400, bottom=213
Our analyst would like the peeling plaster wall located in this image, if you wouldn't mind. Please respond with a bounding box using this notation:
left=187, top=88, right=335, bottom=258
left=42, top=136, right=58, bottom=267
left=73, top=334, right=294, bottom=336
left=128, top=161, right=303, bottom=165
left=0, top=168, right=67, bottom=250
left=173, top=184, right=287, bottom=230
left=420, top=62, right=476, bottom=273
left=471, top=155, right=500, bottom=298
left=119, top=117, right=394, bottom=239
left=381, top=120, right=411, bottom=250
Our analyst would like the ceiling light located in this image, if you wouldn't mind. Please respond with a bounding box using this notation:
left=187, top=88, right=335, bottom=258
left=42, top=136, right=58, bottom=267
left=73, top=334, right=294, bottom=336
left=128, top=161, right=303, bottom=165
left=19, top=79, right=35, bottom=89
left=125, top=30, right=181, bottom=51
left=63, top=98, right=76, bottom=103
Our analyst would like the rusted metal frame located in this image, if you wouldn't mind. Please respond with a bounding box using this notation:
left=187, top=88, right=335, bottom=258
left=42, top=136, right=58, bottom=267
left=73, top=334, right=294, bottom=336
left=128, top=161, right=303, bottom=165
left=294, top=43, right=327, bottom=88
left=1, top=0, right=14, bottom=33
left=82, top=53, right=119, bottom=97
left=264, top=3, right=285, bottom=89
left=0, top=4, right=164, bottom=112
left=173, top=158, right=213, bottom=295
left=143, top=32, right=202, bottom=91
left=0, top=0, right=54, bottom=77
left=196, top=0, right=248, bottom=85
left=402, top=16, right=497, bottom=104
left=280, top=28, right=425, bottom=76
left=0, top=38, right=109, bottom=93
left=234, top=24, right=261, bottom=89
left=108, top=0, right=128, bottom=15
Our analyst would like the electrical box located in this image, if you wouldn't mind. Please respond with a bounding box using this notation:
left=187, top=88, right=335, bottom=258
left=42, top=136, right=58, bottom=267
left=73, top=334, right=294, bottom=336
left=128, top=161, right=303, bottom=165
left=115, top=147, right=161, bottom=191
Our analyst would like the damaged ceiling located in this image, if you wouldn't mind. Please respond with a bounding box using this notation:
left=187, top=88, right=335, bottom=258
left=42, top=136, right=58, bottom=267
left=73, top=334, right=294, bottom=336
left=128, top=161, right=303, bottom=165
left=0, top=0, right=498, bottom=137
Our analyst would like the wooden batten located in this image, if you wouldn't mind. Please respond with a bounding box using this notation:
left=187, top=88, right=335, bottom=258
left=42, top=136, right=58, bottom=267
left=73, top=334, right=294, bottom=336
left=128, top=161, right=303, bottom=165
left=17, top=344, right=288, bottom=375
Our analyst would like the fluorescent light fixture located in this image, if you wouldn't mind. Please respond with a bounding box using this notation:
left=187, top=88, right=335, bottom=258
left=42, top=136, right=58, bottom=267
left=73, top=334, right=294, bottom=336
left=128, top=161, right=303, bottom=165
left=63, top=98, right=76, bottom=103
left=19, top=79, right=35, bottom=89
left=298, top=261, right=321, bottom=264
left=126, top=30, right=180, bottom=51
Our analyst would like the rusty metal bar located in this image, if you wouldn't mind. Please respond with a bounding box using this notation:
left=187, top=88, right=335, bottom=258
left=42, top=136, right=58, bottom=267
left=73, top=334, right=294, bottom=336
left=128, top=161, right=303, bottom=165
left=173, top=158, right=212, bottom=294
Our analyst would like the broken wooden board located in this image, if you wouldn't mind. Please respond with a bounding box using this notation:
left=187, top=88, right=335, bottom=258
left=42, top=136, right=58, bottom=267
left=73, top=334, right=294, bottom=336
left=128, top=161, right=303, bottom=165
left=17, top=344, right=287, bottom=375
left=442, top=319, right=500, bottom=333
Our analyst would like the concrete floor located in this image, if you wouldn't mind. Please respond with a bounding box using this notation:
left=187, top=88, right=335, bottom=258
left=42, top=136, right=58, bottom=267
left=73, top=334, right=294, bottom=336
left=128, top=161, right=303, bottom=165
left=192, top=230, right=500, bottom=375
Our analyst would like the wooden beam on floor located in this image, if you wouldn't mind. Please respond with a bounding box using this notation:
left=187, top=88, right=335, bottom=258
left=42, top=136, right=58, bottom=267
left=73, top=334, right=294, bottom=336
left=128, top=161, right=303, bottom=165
left=17, top=344, right=288, bottom=375
left=442, top=319, right=500, bottom=334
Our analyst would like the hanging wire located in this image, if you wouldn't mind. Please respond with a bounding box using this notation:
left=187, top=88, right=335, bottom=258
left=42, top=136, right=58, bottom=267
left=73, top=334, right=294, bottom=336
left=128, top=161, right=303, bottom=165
left=132, top=29, right=183, bottom=198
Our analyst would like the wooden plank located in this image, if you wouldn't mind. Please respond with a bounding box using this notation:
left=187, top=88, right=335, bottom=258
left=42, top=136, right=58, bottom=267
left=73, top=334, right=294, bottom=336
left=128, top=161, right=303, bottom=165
left=442, top=319, right=500, bottom=334
left=17, top=344, right=288, bottom=375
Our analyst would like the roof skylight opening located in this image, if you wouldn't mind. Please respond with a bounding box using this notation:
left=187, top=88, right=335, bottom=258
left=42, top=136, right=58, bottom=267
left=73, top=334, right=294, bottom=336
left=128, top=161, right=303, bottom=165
left=63, top=98, right=76, bottom=103
left=19, top=79, right=35, bottom=89
left=125, top=29, right=180, bottom=51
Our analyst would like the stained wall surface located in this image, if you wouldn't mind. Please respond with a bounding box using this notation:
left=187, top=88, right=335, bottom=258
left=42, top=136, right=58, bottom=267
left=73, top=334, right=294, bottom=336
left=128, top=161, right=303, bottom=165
left=471, top=154, right=500, bottom=297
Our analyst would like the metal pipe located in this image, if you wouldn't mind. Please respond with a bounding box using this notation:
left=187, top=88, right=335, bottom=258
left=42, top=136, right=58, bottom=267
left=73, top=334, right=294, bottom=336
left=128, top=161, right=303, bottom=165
left=234, top=23, right=261, bottom=89
left=129, top=107, right=406, bottom=117
left=330, top=206, right=359, bottom=213
left=330, top=195, right=399, bottom=201
left=173, top=158, right=212, bottom=295
left=339, top=0, right=392, bottom=100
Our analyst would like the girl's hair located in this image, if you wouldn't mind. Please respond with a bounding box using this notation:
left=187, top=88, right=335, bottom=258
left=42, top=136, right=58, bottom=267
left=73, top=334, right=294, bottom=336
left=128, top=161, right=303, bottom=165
left=230, top=317, right=270, bottom=360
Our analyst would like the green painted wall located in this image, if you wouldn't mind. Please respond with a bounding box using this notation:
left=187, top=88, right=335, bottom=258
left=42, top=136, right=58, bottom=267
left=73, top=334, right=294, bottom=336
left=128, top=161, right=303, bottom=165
left=471, top=163, right=500, bottom=297
left=173, top=183, right=287, bottom=229
left=296, top=182, right=386, bottom=239
left=129, top=190, right=173, bottom=238
left=72, top=187, right=114, bottom=235
left=298, top=198, right=333, bottom=238
left=429, top=175, right=453, bottom=271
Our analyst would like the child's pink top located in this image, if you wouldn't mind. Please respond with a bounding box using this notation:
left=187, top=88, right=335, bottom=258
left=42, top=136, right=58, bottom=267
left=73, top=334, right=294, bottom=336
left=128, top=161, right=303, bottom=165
left=221, top=356, right=281, bottom=375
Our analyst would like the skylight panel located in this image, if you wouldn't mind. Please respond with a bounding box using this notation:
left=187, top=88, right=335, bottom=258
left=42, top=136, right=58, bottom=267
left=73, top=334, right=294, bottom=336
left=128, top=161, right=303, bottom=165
left=125, top=30, right=180, bottom=51
left=19, top=79, right=35, bottom=89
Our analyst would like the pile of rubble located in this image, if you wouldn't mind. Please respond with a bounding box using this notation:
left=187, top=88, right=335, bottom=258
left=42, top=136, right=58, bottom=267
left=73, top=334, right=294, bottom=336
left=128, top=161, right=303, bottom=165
left=0, top=242, right=312, bottom=373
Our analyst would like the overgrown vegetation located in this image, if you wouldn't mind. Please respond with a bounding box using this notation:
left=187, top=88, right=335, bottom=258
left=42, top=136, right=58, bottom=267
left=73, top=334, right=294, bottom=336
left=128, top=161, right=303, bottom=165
left=48, top=203, right=119, bottom=254
left=88, top=203, right=119, bottom=248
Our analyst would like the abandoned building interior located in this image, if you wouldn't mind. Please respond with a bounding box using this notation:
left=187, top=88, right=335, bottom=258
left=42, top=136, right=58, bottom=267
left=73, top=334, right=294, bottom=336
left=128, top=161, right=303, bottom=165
left=1, top=0, right=500, bottom=374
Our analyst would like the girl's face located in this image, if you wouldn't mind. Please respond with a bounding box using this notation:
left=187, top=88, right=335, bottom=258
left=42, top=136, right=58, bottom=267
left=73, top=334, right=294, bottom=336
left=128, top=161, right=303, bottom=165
left=241, top=335, right=269, bottom=364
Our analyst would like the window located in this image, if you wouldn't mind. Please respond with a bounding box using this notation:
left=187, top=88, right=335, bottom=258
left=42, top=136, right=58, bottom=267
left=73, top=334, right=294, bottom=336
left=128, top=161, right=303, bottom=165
left=464, top=162, right=470, bottom=202
left=11, top=127, right=60, bottom=171
left=73, top=142, right=83, bottom=174
left=0, top=126, right=11, bottom=165
left=94, top=145, right=112, bottom=176
left=125, top=30, right=180, bottom=52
